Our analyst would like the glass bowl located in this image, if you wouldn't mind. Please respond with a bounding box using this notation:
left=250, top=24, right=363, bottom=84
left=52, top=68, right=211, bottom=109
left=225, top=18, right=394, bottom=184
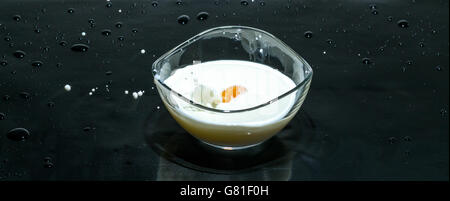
left=152, top=26, right=313, bottom=150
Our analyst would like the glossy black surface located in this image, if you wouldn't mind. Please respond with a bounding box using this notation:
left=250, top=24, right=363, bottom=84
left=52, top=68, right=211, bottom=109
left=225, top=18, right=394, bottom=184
left=0, top=0, right=448, bottom=180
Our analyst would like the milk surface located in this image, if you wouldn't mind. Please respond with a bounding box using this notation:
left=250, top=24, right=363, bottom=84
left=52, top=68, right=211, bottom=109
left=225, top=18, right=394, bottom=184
left=163, top=60, right=296, bottom=127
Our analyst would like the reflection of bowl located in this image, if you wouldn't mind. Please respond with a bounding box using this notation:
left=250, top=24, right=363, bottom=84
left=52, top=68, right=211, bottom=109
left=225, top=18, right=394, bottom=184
left=152, top=26, right=313, bottom=150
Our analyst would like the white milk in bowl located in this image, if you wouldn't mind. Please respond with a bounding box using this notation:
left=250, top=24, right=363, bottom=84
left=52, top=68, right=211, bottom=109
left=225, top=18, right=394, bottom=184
left=162, top=60, right=298, bottom=148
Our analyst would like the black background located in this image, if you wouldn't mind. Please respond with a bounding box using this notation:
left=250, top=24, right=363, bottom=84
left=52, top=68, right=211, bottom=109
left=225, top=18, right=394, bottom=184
left=0, top=0, right=448, bottom=181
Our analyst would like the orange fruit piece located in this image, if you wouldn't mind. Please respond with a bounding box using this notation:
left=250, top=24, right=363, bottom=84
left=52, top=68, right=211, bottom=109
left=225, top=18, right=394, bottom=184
left=221, top=85, right=247, bottom=103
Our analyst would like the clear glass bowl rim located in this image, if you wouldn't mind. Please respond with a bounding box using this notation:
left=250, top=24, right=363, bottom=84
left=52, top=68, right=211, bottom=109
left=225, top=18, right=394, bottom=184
left=152, top=25, right=313, bottom=113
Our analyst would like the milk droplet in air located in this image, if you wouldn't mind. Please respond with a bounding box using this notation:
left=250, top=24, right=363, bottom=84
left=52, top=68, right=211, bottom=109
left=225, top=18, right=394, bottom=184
left=64, top=84, right=71, bottom=91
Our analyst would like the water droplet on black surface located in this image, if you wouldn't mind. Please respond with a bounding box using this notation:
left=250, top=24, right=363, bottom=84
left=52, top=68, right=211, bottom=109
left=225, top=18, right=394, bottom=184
left=56, top=63, right=63, bottom=68
left=419, top=42, right=425, bottom=48
left=440, top=109, right=448, bottom=116
left=397, top=19, right=409, bottom=28
left=0, top=60, right=7, bottom=67
left=406, top=60, right=413, bottom=65
left=101, top=29, right=112, bottom=36
left=151, top=1, right=158, bottom=7
left=43, top=156, right=52, bottom=162
left=31, top=60, right=43, bottom=67
left=241, top=0, right=249, bottom=6
left=388, top=137, right=397, bottom=144
left=4, top=36, right=12, bottom=41
left=176, top=0, right=183, bottom=5
left=71, top=43, right=89, bottom=52
left=197, top=12, right=209, bottom=21
left=435, top=65, right=442, bottom=71
left=47, top=101, right=55, bottom=108
left=3, top=95, right=10, bottom=101
left=115, top=22, right=123, bottom=28
left=259, top=1, right=266, bottom=6
left=7, top=128, right=30, bottom=141
left=13, top=15, right=21, bottom=22
left=118, top=36, right=125, bottom=41
left=369, top=4, right=377, bottom=9
left=83, top=126, right=92, bottom=132
left=19, top=92, right=31, bottom=100
left=403, top=136, right=412, bottom=142
left=0, top=112, right=5, bottom=120
left=304, top=31, right=313, bottom=38
left=131, top=28, right=138, bottom=33
left=88, top=19, right=95, bottom=24
left=67, top=8, right=75, bottom=14
left=177, top=15, right=190, bottom=25
left=326, top=39, right=334, bottom=45
left=13, top=50, right=26, bottom=59
left=106, top=2, right=112, bottom=8
left=371, top=9, right=379, bottom=15
left=362, top=57, right=371, bottom=65
left=59, top=41, right=68, bottom=46
left=387, top=16, right=393, bottom=22
left=43, top=161, right=54, bottom=168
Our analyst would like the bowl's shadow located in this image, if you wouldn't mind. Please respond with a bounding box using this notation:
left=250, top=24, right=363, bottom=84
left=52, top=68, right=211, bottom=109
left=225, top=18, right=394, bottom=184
left=143, top=107, right=321, bottom=174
